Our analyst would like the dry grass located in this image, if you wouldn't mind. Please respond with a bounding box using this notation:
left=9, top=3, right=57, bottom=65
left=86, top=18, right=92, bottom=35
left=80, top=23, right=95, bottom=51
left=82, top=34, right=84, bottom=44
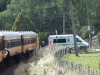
left=14, top=62, right=30, bottom=75
left=13, top=46, right=81, bottom=75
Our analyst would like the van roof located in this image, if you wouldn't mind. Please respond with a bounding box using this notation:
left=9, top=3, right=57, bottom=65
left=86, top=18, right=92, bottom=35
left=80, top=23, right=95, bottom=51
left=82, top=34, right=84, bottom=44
left=49, top=34, right=75, bottom=37
left=49, top=34, right=79, bottom=39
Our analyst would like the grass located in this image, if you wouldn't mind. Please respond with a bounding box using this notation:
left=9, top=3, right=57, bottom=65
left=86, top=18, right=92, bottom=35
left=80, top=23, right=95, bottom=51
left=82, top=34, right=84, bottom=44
left=14, top=46, right=73, bottom=75
left=14, top=46, right=100, bottom=75
left=62, top=53, right=100, bottom=71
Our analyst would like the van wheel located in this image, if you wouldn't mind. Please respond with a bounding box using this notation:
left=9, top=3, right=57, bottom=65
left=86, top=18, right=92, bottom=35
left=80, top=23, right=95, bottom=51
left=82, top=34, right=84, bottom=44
left=84, top=47, right=87, bottom=53
left=25, top=49, right=30, bottom=57
left=80, top=46, right=87, bottom=53
left=80, top=46, right=83, bottom=50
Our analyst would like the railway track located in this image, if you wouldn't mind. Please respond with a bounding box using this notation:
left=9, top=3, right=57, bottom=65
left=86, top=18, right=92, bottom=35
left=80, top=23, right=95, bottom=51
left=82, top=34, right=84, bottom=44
left=0, top=55, right=30, bottom=75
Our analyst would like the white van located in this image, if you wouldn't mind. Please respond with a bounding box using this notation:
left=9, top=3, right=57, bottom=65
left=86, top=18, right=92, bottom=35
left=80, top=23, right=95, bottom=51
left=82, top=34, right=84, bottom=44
left=48, top=34, right=89, bottom=50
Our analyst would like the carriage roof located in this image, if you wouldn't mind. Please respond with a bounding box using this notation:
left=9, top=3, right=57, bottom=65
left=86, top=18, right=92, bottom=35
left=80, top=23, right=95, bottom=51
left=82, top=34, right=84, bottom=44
left=0, top=33, right=3, bottom=37
left=19, top=31, right=38, bottom=37
left=0, top=31, right=21, bottom=37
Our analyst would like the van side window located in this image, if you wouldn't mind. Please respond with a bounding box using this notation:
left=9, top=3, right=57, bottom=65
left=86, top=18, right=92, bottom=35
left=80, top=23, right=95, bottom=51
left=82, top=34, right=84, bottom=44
left=67, top=39, right=70, bottom=42
left=76, top=38, right=81, bottom=42
left=53, top=39, right=66, bottom=43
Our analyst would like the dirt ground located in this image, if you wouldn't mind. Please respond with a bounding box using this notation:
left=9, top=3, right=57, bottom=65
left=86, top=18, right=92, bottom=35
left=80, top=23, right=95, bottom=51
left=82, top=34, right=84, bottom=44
left=0, top=56, right=29, bottom=75
left=0, top=63, right=19, bottom=75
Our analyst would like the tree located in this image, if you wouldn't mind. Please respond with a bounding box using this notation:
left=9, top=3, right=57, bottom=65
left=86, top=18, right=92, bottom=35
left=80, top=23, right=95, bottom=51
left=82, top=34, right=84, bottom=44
left=97, top=32, right=100, bottom=46
left=1, top=0, right=99, bottom=41
left=95, top=0, right=100, bottom=19
left=0, top=0, right=10, bottom=12
left=12, top=10, right=35, bottom=31
left=0, top=10, right=15, bottom=30
left=38, top=32, right=49, bottom=44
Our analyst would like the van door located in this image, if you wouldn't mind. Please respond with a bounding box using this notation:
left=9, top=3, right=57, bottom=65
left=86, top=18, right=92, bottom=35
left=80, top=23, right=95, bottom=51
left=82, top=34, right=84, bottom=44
left=76, top=38, right=82, bottom=47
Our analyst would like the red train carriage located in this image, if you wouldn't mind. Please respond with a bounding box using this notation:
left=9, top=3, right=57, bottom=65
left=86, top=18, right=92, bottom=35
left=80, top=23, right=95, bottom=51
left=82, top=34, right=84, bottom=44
left=0, top=31, right=39, bottom=64
left=0, top=33, right=3, bottom=62
left=0, top=31, right=22, bottom=57
left=19, top=31, right=39, bottom=53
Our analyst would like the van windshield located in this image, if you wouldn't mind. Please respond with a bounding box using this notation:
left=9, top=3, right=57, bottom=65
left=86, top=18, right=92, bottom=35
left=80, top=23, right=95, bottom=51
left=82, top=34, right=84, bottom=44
left=53, top=39, right=66, bottom=43
left=77, top=36, right=84, bottom=42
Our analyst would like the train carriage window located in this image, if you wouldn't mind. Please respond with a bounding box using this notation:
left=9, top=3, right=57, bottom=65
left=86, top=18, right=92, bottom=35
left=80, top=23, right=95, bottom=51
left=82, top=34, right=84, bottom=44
left=17, top=39, right=21, bottom=46
left=15, top=39, right=18, bottom=46
left=16, top=39, right=18, bottom=46
left=67, top=39, right=70, bottom=42
left=14, top=39, right=17, bottom=47
left=26, top=39, right=29, bottom=45
left=24, top=38, right=36, bottom=45
left=7, top=40, right=11, bottom=48
left=12, top=40, right=15, bottom=47
left=24, top=38, right=29, bottom=45
left=31, top=38, right=36, bottom=43
left=29, top=38, right=31, bottom=44
left=28, top=38, right=30, bottom=44
left=26, top=39, right=28, bottom=45
left=14, top=39, right=21, bottom=46
left=10, top=40, right=14, bottom=47
left=53, top=39, right=66, bottom=43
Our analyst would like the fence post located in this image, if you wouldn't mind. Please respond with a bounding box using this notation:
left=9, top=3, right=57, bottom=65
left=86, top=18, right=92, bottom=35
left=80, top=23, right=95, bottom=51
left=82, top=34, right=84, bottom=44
left=69, top=48, right=71, bottom=54
left=65, top=48, right=67, bottom=54
left=96, top=71, right=98, bottom=75
left=59, top=50, right=61, bottom=58
left=99, top=61, right=100, bottom=71
left=92, top=70, right=94, bottom=75
left=88, top=66, right=90, bottom=75
left=63, top=49, right=65, bottom=55
left=61, top=49, right=63, bottom=57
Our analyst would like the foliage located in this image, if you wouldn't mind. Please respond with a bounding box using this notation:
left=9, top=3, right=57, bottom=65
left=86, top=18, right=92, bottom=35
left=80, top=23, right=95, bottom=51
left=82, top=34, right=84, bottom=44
left=97, top=32, right=100, bottom=46
left=0, top=0, right=100, bottom=41
left=12, top=10, right=35, bottom=31
left=95, top=0, right=100, bottom=19
left=92, top=19, right=100, bottom=33
left=0, top=0, right=10, bottom=12
left=74, top=0, right=87, bottom=27
left=0, top=10, right=15, bottom=30
left=38, top=32, right=49, bottom=45
left=80, top=26, right=89, bottom=39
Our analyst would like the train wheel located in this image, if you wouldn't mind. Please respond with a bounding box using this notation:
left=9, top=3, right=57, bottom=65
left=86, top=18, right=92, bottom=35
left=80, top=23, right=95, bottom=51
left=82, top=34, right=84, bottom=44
left=25, top=49, right=30, bottom=57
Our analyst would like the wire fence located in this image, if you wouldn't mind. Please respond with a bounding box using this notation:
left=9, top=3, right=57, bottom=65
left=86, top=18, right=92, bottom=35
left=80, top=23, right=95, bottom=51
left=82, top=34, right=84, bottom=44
left=54, top=48, right=100, bottom=75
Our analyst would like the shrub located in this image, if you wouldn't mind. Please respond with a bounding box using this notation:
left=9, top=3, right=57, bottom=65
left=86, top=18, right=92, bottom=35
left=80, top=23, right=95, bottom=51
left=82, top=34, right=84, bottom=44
left=97, top=32, right=100, bottom=46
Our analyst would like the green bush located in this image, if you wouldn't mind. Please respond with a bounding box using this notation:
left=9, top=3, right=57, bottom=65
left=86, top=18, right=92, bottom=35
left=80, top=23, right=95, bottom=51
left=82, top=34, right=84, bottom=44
left=80, top=26, right=89, bottom=39
left=97, top=32, right=100, bottom=46
left=38, top=32, right=49, bottom=45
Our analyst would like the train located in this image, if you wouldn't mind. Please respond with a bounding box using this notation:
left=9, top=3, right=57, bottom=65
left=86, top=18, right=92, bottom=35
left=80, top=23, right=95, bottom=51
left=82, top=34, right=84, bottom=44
left=0, top=31, right=39, bottom=64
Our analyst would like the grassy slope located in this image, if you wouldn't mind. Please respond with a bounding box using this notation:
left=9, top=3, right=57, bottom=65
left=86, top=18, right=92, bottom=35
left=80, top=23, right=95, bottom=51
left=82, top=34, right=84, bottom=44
left=62, top=53, right=100, bottom=71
